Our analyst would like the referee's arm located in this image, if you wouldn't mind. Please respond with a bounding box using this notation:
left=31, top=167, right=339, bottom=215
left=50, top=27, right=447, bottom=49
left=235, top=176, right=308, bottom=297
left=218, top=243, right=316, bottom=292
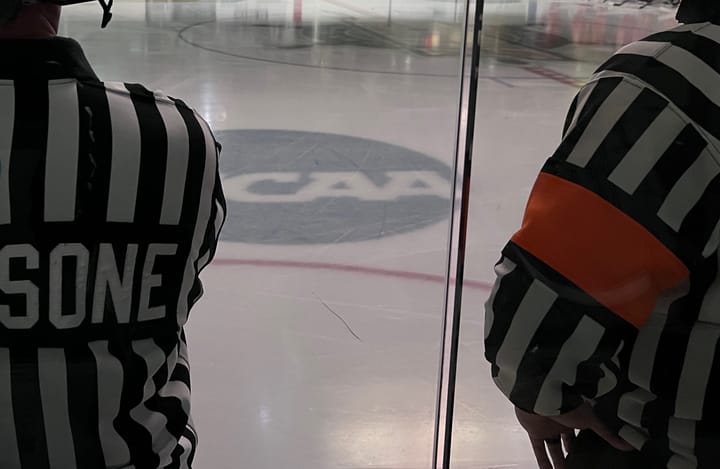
left=484, top=76, right=699, bottom=416
left=197, top=134, right=227, bottom=272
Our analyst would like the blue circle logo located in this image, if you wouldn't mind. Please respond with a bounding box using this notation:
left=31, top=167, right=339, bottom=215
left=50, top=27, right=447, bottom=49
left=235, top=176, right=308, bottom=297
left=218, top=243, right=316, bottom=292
left=217, top=130, right=453, bottom=244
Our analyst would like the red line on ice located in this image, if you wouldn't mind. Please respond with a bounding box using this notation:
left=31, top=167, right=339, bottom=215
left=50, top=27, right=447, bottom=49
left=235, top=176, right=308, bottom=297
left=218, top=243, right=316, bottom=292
left=212, top=258, right=493, bottom=291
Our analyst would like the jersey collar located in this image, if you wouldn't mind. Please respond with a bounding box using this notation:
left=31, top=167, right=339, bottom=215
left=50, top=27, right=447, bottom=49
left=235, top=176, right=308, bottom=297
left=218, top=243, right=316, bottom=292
left=0, top=37, right=99, bottom=81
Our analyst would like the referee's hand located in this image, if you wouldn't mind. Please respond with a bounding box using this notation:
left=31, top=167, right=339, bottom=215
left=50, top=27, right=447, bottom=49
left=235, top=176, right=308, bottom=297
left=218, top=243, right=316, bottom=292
left=515, top=406, right=576, bottom=469
left=515, top=403, right=634, bottom=469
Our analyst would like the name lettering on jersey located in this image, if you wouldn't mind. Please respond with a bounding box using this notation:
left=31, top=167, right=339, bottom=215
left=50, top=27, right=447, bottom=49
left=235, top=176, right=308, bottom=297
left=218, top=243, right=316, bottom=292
left=0, top=243, right=179, bottom=330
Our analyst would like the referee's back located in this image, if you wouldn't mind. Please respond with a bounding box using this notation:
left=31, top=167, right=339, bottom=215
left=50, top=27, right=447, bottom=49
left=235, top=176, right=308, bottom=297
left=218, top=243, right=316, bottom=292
left=0, top=37, right=226, bottom=469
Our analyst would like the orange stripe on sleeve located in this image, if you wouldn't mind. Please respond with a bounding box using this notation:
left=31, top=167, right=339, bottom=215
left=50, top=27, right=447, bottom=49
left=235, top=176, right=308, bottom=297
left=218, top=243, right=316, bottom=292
left=512, top=172, right=689, bottom=329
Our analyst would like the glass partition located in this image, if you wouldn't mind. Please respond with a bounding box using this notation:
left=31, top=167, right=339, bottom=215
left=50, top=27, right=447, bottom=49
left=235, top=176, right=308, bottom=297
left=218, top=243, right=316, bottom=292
left=454, top=1, right=681, bottom=468
left=61, top=1, right=471, bottom=468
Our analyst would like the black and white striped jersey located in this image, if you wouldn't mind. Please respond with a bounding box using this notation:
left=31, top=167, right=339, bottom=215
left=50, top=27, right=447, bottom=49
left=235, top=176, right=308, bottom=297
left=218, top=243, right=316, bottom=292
left=485, top=22, right=720, bottom=469
left=0, top=38, right=226, bottom=469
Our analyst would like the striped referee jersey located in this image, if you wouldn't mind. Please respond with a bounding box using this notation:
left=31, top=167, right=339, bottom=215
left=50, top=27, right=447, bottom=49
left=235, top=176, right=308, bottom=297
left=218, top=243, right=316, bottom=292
left=0, top=38, right=226, bottom=469
left=485, top=21, right=720, bottom=469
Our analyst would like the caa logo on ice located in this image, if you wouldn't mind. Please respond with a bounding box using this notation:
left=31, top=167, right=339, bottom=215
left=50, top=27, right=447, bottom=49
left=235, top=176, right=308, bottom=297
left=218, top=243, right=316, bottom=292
left=216, top=130, right=454, bottom=245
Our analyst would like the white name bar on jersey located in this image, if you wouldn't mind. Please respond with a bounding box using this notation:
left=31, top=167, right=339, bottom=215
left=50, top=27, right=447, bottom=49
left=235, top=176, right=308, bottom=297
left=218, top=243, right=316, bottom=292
left=0, top=243, right=179, bottom=330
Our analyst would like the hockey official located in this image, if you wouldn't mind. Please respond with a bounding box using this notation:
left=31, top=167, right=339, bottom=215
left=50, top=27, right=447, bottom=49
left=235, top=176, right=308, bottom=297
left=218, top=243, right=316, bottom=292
left=0, top=1, right=226, bottom=468
left=485, top=1, right=720, bottom=468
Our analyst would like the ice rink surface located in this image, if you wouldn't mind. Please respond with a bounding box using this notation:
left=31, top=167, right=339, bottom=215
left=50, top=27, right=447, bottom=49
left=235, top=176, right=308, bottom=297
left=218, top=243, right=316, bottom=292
left=59, top=1, right=680, bottom=467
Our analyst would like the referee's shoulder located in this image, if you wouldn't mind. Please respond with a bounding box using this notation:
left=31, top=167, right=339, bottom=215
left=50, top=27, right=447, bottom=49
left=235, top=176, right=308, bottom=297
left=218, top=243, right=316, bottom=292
left=73, top=79, right=221, bottom=159
left=586, top=22, right=720, bottom=131
left=596, top=22, right=720, bottom=82
left=76, top=80, right=202, bottom=115
left=78, top=80, right=216, bottom=141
